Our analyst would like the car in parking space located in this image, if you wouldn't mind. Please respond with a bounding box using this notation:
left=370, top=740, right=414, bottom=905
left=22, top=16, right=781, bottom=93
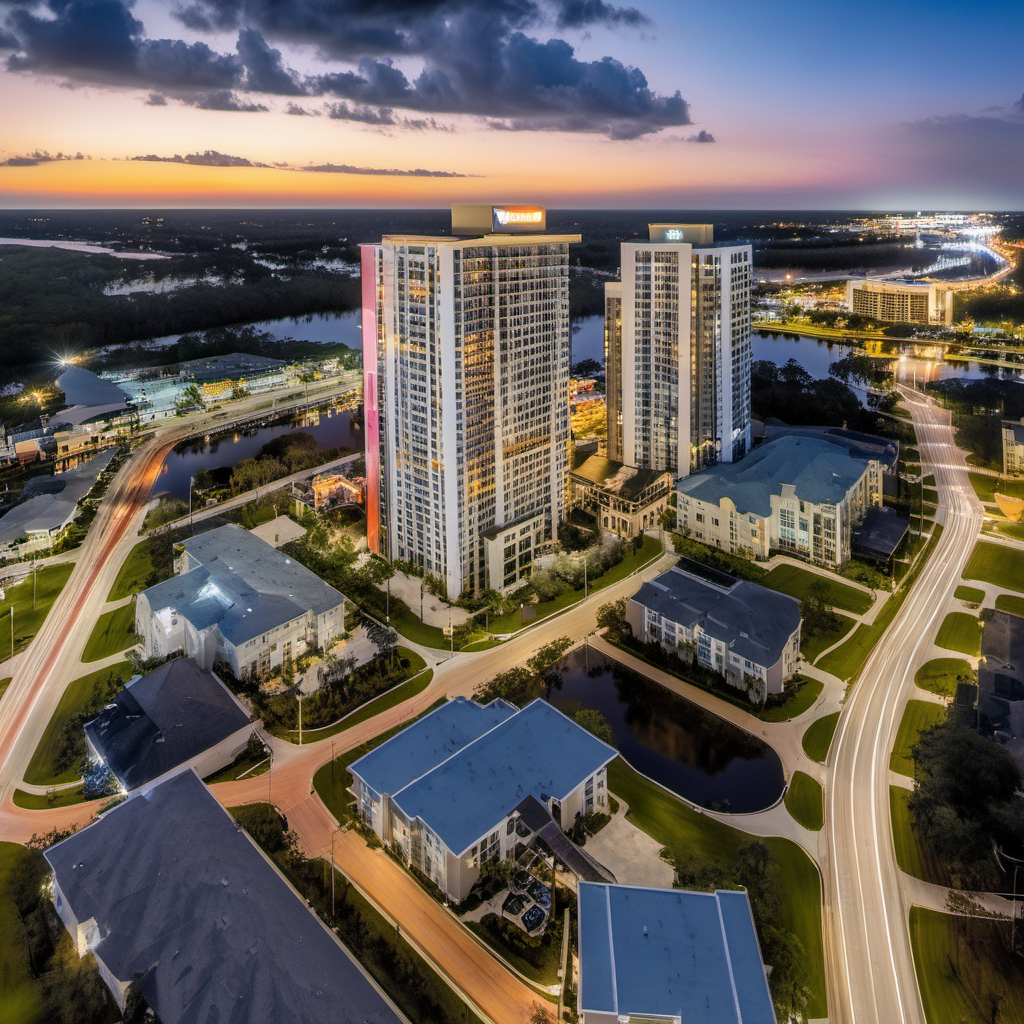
left=521, top=905, right=546, bottom=932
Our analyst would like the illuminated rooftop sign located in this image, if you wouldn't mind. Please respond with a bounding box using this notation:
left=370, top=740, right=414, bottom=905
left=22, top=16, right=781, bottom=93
left=450, top=204, right=547, bottom=235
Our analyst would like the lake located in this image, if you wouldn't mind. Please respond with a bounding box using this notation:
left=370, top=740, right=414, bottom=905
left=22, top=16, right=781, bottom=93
left=152, top=406, right=363, bottom=502
left=548, top=648, right=785, bottom=813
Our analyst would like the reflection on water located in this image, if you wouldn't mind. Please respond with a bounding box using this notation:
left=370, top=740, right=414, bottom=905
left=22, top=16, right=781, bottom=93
left=153, top=406, right=362, bottom=502
left=548, top=648, right=785, bottom=812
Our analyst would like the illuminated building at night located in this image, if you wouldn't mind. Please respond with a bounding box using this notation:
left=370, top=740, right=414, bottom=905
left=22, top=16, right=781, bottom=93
left=604, top=224, right=753, bottom=479
left=361, top=204, right=579, bottom=599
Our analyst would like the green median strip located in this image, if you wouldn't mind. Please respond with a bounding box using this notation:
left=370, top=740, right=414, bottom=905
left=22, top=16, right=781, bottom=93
left=0, top=563, right=74, bottom=662
left=934, top=612, right=982, bottom=657
left=890, top=786, right=927, bottom=880
left=82, top=601, right=137, bottom=662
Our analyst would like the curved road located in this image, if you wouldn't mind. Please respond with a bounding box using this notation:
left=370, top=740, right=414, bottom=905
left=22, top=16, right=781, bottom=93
left=823, top=386, right=983, bottom=1024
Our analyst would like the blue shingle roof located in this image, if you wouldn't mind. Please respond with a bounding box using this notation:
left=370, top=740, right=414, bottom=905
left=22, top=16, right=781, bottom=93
left=390, top=699, right=617, bottom=856
left=349, top=696, right=517, bottom=800
left=578, top=883, right=776, bottom=1024
left=676, top=435, right=875, bottom=516
left=632, top=565, right=800, bottom=668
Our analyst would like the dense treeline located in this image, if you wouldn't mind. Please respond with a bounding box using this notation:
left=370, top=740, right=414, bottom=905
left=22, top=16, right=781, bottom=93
left=0, top=245, right=359, bottom=375
left=927, top=377, right=1024, bottom=467
left=910, top=720, right=1024, bottom=890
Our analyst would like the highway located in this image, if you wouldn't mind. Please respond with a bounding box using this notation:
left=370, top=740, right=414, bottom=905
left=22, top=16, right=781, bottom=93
left=822, top=385, right=983, bottom=1024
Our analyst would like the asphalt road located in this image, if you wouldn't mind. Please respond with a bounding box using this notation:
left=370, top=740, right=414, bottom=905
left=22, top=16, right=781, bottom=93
left=822, top=386, right=983, bottom=1024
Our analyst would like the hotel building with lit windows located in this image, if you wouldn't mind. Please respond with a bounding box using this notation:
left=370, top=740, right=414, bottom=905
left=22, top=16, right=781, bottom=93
left=361, top=205, right=579, bottom=599
left=604, top=224, right=753, bottom=480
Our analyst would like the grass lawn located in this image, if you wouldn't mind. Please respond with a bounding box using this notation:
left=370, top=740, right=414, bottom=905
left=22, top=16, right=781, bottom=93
left=784, top=771, right=823, bottom=831
left=890, top=700, right=946, bottom=777
left=818, top=525, right=945, bottom=681
left=803, top=612, right=856, bottom=663
left=760, top=565, right=873, bottom=615
left=107, top=537, right=161, bottom=601
left=466, top=917, right=562, bottom=986
left=489, top=536, right=662, bottom=634
left=890, top=786, right=927, bottom=880
left=0, top=677, right=10, bottom=704
left=81, top=601, right=137, bottom=662
left=0, top=842, right=43, bottom=1021
left=313, top=699, right=447, bottom=822
left=922, top=474, right=936, bottom=487
left=915, top=658, right=974, bottom=697
left=934, top=612, right=983, bottom=657
left=993, top=521, right=1024, bottom=542
left=963, top=541, right=1024, bottom=593
left=12, top=785, right=88, bottom=809
left=922, top=487, right=938, bottom=504
left=954, top=585, right=985, bottom=604
left=24, top=659, right=132, bottom=786
left=290, top=668, right=433, bottom=744
left=608, top=758, right=826, bottom=1019
left=0, top=562, right=74, bottom=662
left=390, top=606, right=449, bottom=649
left=759, top=676, right=823, bottom=723
left=802, top=712, right=840, bottom=763
left=995, top=594, right=1024, bottom=617
left=910, top=907, right=1024, bottom=1024
left=969, top=473, right=1024, bottom=506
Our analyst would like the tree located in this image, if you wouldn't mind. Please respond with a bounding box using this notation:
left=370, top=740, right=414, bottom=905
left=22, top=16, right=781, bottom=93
left=529, top=1003, right=554, bottom=1024
left=572, top=708, right=616, bottom=747
left=596, top=598, right=630, bottom=642
left=475, top=666, right=543, bottom=706
left=365, top=619, right=398, bottom=664
left=527, top=636, right=573, bottom=678
left=571, top=358, right=602, bottom=376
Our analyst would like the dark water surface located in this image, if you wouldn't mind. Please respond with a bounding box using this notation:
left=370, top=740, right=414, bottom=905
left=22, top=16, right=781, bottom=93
left=549, top=648, right=785, bottom=813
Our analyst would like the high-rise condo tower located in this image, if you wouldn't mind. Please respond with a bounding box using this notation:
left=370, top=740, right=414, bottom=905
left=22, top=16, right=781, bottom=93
left=361, top=205, right=579, bottom=600
left=605, top=224, right=752, bottom=479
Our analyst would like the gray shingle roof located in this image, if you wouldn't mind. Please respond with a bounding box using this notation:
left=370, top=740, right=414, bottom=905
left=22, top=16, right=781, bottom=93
left=141, top=524, right=345, bottom=645
left=83, top=659, right=251, bottom=790
left=631, top=565, right=800, bottom=667
left=45, top=771, right=403, bottom=1024
left=676, top=435, right=877, bottom=516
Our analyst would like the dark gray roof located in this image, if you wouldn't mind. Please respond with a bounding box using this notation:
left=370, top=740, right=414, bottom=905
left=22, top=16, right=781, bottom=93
left=83, top=659, right=250, bottom=790
left=978, top=611, right=1024, bottom=772
left=677, top=435, right=880, bottom=517
left=0, top=449, right=115, bottom=547
left=852, top=506, right=909, bottom=560
left=513, top=796, right=615, bottom=883
left=58, top=365, right=130, bottom=407
left=570, top=454, right=668, bottom=500
left=45, top=771, right=403, bottom=1024
left=142, top=524, right=345, bottom=645
left=631, top=565, right=801, bottom=667
left=177, top=352, right=285, bottom=382
left=1003, top=420, right=1024, bottom=445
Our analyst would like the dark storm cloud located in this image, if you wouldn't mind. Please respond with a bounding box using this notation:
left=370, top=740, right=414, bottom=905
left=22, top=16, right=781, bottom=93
left=687, top=129, right=715, bottom=142
left=0, top=26, right=18, bottom=49
left=187, top=88, right=267, bottom=111
left=2, top=0, right=693, bottom=138
left=285, top=101, right=317, bottom=115
left=121, top=149, right=471, bottom=176
left=145, top=90, right=166, bottom=104
left=326, top=99, right=399, bottom=126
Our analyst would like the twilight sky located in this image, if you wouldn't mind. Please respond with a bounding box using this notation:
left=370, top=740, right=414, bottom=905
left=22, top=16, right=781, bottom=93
left=0, top=0, right=1022, bottom=209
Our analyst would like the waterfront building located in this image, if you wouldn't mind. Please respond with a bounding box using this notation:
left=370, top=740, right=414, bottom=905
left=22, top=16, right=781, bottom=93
left=577, top=882, right=776, bottom=1024
left=136, top=523, right=346, bottom=679
left=349, top=697, right=616, bottom=902
left=675, top=434, right=885, bottom=568
left=626, top=563, right=801, bottom=701
left=604, top=224, right=753, bottom=480
left=361, top=204, right=579, bottom=599
left=845, top=278, right=954, bottom=327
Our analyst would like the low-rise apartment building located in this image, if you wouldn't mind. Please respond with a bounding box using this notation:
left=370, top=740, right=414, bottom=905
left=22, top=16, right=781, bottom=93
left=1002, top=418, right=1024, bottom=476
left=136, top=523, right=346, bottom=679
left=569, top=453, right=672, bottom=539
left=676, top=434, right=884, bottom=568
left=349, top=697, right=616, bottom=903
left=626, top=563, right=801, bottom=701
